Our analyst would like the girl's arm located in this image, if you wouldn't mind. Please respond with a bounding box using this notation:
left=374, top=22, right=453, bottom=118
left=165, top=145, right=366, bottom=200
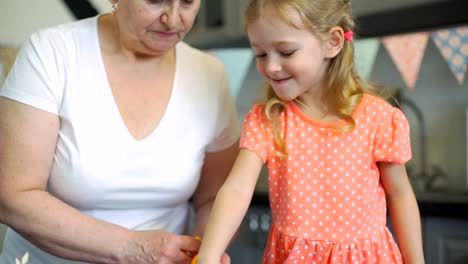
left=379, top=162, right=425, bottom=264
left=196, top=148, right=264, bottom=264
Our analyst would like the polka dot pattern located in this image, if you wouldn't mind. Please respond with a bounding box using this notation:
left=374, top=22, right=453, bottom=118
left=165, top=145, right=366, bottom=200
left=240, top=94, right=411, bottom=264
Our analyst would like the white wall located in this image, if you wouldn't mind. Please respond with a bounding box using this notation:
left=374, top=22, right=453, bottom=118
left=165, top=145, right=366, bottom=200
left=0, top=0, right=110, bottom=45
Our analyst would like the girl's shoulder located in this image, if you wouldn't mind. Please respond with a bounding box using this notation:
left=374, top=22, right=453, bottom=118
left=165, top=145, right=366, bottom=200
left=361, top=93, right=390, bottom=106
left=245, top=103, right=267, bottom=122
left=249, top=103, right=267, bottom=112
left=358, top=93, right=399, bottom=114
left=356, top=93, right=408, bottom=125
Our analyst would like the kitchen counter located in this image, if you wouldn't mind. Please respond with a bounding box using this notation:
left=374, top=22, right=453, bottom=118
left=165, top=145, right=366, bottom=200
left=414, top=190, right=468, bottom=219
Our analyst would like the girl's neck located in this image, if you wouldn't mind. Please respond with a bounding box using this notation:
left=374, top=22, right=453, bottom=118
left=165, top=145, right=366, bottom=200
left=294, top=95, right=341, bottom=122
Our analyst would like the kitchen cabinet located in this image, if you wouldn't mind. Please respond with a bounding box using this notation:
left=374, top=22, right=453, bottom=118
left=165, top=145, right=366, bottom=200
left=184, top=0, right=468, bottom=49
left=424, top=217, right=468, bottom=264
left=185, top=0, right=248, bottom=49
left=227, top=205, right=270, bottom=264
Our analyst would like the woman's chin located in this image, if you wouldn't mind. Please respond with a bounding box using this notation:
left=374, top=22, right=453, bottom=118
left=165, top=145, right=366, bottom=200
left=142, top=40, right=178, bottom=55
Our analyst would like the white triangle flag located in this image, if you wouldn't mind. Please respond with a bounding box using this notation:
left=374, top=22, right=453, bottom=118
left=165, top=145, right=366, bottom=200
left=354, top=38, right=380, bottom=80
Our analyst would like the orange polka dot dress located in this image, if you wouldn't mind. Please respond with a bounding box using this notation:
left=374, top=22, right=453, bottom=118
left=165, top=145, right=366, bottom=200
left=240, top=94, right=412, bottom=264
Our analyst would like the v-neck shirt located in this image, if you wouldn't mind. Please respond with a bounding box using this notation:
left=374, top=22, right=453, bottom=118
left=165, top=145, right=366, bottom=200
left=0, top=15, right=240, bottom=264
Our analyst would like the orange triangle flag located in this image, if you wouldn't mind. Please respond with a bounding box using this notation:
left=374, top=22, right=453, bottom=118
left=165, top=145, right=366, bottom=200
left=382, top=32, right=429, bottom=89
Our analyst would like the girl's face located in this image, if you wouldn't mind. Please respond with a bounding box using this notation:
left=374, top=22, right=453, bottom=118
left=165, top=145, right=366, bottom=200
left=247, top=8, right=330, bottom=101
left=113, top=0, right=200, bottom=55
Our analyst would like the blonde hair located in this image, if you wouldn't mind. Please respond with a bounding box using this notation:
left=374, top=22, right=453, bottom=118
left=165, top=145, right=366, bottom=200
left=245, top=0, right=383, bottom=157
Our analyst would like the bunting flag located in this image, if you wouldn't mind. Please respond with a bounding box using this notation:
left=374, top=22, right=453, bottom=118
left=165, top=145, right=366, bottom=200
left=212, top=48, right=254, bottom=98
left=431, top=26, right=468, bottom=85
left=382, top=32, right=429, bottom=89
left=354, top=38, right=380, bottom=80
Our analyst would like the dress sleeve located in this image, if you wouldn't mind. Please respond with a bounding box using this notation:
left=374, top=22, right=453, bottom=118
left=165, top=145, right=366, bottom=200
left=205, top=70, right=241, bottom=152
left=0, top=30, right=64, bottom=114
left=373, top=107, right=412, bottom=164
left=240, top=104, right=269, bottom=163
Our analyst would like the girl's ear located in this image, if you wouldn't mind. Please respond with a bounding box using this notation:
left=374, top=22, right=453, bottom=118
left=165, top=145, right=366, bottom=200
left=325, top=26, right=345, bottom=59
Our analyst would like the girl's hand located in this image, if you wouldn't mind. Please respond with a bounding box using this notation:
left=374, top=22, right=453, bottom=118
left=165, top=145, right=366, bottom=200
left=191, top=235, right=230, bottom=264
left=192, top=252, right=230, bottom=264
left=220, top=253, right=231, bottom=264
left=122, top=230, right=201, bottom=263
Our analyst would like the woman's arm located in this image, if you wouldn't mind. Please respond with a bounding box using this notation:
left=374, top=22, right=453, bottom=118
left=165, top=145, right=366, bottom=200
left=379, top=162, right=425, bottom=264
left=196, top=149, right=264, bottom=264
left=0, top=98, right=200, bottom=264
left=191, top=141, right=239, bottom=237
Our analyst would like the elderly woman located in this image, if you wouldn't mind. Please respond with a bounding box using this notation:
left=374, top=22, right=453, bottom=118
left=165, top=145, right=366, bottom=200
left=0, top=1, right=239, bottom=263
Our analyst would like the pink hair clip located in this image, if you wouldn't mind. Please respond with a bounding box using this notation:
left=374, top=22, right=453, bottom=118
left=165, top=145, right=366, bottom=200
left=344, top=31, right=354, bottom=41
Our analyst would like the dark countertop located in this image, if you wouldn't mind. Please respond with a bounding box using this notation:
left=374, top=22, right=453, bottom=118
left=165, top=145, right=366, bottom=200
left=413, top=190, right=468, bottom=219
left=251, top=190, right=468, bottom=219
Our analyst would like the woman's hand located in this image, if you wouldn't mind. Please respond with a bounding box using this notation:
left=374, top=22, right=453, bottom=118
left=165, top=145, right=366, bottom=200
left=122, top=230, right=201, bottom=264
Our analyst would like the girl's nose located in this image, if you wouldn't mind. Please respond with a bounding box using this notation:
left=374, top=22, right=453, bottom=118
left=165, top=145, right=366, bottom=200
left=265, top=58, right=282, bottom=74
left=160, top=2, right=181, bottom=28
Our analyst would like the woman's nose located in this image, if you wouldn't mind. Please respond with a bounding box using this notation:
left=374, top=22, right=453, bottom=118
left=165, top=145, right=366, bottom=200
left=160, top=2, right=181, bottom=28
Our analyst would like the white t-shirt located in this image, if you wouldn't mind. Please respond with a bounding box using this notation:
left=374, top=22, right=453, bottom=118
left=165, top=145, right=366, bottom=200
left=0, top=16, right=239, bottom=263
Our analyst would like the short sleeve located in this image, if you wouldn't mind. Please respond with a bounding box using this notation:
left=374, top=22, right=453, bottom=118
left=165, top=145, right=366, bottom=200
left=0, top=30, right=64, bottom=114
left=373, top=107, right=412, bottom=164
left=240, top=104, right=269, bottom=163
left=205, top=71, right=241, bottom=152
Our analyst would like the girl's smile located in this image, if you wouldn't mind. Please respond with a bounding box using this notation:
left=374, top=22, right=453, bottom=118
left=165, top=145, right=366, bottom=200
left=270, top=76, right=292, bottom=84
left=247, top=6, right=329, bottom=102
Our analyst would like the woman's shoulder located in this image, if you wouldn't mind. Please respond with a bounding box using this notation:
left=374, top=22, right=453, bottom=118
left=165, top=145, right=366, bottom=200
left=27, top=16, right=98, bottom=49
left=176, top=42, right=225, bottom=72
left=53, top=15, right=98, bottom=32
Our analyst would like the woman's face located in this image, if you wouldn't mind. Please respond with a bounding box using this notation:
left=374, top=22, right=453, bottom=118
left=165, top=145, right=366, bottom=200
left=113, top=0, right=200, bottom=55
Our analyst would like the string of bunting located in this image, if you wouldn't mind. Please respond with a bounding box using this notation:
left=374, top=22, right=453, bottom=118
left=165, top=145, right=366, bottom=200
left=205, top=25, right=467, bottom=95
left=355, top=25, right=467, bottom=89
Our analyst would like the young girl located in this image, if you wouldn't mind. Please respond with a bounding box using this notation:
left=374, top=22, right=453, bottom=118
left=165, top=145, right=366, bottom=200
left=196, top=0, right=425, bottom=263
